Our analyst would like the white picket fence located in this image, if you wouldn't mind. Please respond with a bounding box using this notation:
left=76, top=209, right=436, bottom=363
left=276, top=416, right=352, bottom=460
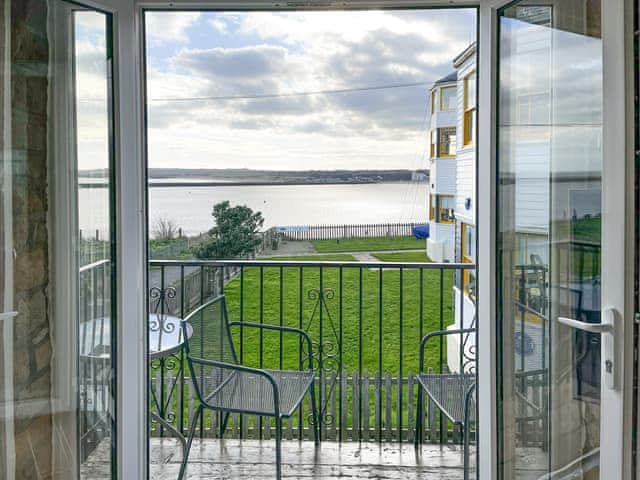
left=149, top=371, right=435, bottom=443
left=152, top=372, right=427, bottom=444
left=150, top=369, right=546, bottom=445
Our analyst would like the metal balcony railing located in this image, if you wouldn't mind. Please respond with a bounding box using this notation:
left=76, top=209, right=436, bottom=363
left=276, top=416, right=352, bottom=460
left=76, top=257, right=553, bottom=454
left=147, top=259, right=481, bottom=444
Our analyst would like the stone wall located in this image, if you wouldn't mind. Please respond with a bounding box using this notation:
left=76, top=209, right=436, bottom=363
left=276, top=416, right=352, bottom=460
left=9, top=0, right=53, bottom=477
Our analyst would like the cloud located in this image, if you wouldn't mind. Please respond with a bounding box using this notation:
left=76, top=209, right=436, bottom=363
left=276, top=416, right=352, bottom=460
left=173, top=45, right=290, bottom=78
left=145, top=10, right=477, bottom=170
left=146, top=12, right=201, bottom=45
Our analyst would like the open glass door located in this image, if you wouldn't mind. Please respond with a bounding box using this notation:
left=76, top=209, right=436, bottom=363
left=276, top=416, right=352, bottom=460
left=0, top=1, right=115, bottom=478
left=496, top=1, right=629, bottom=478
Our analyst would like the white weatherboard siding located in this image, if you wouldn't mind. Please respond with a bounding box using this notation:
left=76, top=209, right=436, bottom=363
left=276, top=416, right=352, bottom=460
left=449, top=45, right=477, bottom=373
left=455, top=148, right=475, bottom=224
left=514, top=139, right=550, bottom=234
left=506, top=137, right=601, bottom=236
left=427, top=80, right=458, bottom=264
left=432, top=109, right=457, bottom=129
left=454, top=54, right=476, bottom=226
left=433, top=158, right=456, bottom=194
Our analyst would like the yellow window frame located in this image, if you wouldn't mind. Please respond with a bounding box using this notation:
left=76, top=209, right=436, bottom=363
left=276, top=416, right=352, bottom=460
left=438, top=127, right=456, bottom=158
left=461, top=223, right=476, bottom=298
left=431, top=195, right=455, bottom=224
left=429, top=194, right=435, bottom=221
left=430, top=129, right=437, bottom=159
left=439, top=85, right=456, bottom=111
left=437, top=195, right=455, bottom=224
left=463, top=71, right=476, bottom=146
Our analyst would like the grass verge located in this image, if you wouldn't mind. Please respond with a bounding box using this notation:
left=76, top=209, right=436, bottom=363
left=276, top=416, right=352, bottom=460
left=312, top=236, right=425, bottom=253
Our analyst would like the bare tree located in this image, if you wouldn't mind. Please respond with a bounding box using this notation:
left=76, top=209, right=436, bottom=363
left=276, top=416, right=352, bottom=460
left=152, top=217, right=180, bottom=240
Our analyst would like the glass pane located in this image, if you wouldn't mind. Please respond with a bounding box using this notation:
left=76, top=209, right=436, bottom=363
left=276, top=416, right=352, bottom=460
left=465, top=72, right=476, bottom=110
left=75, top=10, right=115, bottom=478
left=439, top=196, right=456, bottom=222
left=464, top=109, right=476, bottom=145
left=431, top=129, right=437, bottom=158
left=462, top=224, right=476, bottom=261
left=441, top=86, right=456, bottom=111
left=440, top=127, right=457, bottom=156
left=0, top=2, right=114, bottom=479
left=498, top=2, right=602, bottom=479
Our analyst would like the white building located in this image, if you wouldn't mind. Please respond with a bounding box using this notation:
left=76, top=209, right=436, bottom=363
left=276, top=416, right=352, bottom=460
left=447, top=43, right=478, bottom=372
left=426, top=72, right=458, bottom=263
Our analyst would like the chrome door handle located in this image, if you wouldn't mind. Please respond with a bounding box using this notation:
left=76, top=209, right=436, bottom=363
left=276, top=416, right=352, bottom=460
left=0, top=311, right=17, bottom=321
left=557, top=308, right=619, bottom=391
left=557, top=316, right=613, bottom=333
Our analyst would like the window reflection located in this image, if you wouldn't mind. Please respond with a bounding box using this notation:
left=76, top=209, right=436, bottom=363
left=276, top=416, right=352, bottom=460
left=498, top=2, right=602, bottom=478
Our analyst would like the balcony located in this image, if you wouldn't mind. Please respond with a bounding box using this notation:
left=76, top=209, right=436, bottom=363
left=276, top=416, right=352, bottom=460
left=145, top=259, right=471, bottom=442
left=78, top=258, right=544, bottom=478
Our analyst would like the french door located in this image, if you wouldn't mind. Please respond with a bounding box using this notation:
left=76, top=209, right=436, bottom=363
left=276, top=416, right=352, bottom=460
left=0, top=1, right=116, bottom=478
left=494, top=0, right=631, bottom=479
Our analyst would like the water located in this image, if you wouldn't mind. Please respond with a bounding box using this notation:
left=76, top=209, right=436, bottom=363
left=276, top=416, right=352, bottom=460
left=80, top=182, right=429, bottom=238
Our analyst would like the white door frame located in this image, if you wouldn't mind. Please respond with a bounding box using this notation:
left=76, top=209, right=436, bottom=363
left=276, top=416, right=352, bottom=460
left=478, top=1, right=636, bottom=479
left=89, top=1, right=635, bottom=479
left=0, top=1, right=16, bottom=478
left=476, top=2, right=504, bottom=478
left=49, top=3, right=82, bottom=476
left=600, top=0, right=635, bottom=477
left=62, top=0, right=148, bottom=479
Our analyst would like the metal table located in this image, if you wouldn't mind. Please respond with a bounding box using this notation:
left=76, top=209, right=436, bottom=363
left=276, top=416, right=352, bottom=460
left=80, top=314, right=193, bottom=450
left=148, top=314, right=192, bottom=450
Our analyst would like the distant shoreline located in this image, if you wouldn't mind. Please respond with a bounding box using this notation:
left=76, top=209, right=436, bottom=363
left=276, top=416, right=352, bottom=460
left=79, top=180, right=427, bottom=188
left=78, top=168, right=430, bottom=188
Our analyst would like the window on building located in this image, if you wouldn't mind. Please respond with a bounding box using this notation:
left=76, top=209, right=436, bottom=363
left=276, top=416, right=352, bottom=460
left=438, top=196, right=455, bottom=223
left=429, top=194, right=435, bottom=221
left=430, top=129, right=437, bottom=159
left=431, top=90, right=436, bottom=116
left=440, top=86, right=456, bottom=111
left=430, top=195, right=455, bottom=224
left=461, top=223, right=476, bottom=297
left=439, top=127, right=457, bottom=157
left=463, top=71, right=476, bottom=145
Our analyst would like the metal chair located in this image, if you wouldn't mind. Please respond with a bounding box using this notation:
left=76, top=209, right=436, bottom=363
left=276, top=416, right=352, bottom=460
left=179, top=295, right=319, bottom=479
left=414, top=322, right=477, bottom=480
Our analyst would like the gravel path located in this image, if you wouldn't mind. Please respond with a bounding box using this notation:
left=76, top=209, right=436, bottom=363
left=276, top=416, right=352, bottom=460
left=259, top=240, right=316, bottom=257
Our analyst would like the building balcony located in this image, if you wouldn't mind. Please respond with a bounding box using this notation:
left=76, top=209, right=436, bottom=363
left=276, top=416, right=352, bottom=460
left=76, top=258, right=553, bottom=479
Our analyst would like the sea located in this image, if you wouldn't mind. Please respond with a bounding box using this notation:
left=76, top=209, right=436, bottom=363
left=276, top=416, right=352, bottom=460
left=79, top=181, right=430, bottom=238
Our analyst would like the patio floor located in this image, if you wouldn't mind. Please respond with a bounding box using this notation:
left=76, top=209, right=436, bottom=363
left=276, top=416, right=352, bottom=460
left=82, top=438, right=475, bottom=479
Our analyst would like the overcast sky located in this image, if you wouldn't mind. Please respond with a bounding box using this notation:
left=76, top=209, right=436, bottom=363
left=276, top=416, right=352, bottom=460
left=144, top=10, right=476, bottom=171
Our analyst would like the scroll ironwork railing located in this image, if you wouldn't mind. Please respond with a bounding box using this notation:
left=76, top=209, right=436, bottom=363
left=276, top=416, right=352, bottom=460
left=145, top=259, right=546, bottom=446
left=73, top=258, right=548, bottom=447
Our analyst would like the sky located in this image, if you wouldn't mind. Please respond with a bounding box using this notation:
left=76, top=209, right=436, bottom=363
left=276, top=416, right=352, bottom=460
left=143, top=10, right=477, bottom=171
left=75, top=12, right=110, bottom=173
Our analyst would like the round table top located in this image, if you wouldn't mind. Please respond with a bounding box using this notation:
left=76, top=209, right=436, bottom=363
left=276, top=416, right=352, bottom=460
left=79, top=314, right=192, bottom=361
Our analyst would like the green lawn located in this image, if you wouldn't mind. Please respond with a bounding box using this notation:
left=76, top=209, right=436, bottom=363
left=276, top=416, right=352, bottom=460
left=260, top=254, right=358, bottom=262
left=221, top=261, right=454, bottom=375
left=158, top=253, right=455, bottom=434
left=312, top=236, right=425, bottom=253
left=372, top=251, right=431, bottom=262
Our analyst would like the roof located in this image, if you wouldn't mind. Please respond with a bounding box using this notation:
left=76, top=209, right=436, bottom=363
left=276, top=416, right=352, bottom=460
left=434, top=71, right=458, bottom=85
left=453, top=42, right=477, bottom=68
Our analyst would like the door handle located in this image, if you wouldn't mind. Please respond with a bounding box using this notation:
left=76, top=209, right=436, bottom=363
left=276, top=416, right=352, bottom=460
left=557, top=308, right=618, bottom=391
left=557, top=316, right=613, bottom=333
left=0, top=311, right=17, bottom=321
